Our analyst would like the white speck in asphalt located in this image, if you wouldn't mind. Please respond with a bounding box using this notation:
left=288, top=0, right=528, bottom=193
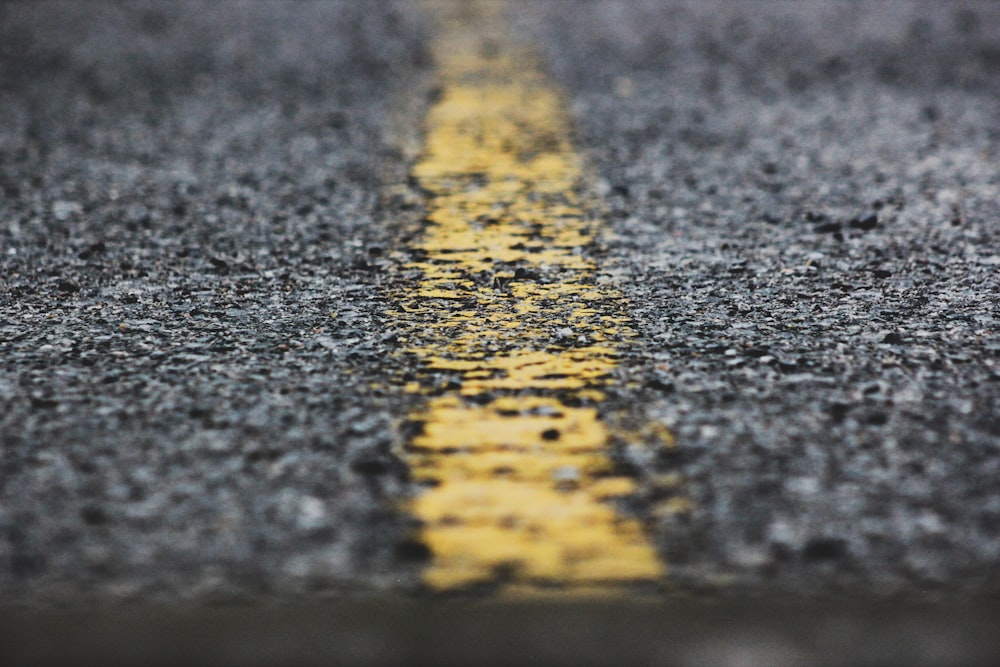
left=298, top=496, right=328, bottom=530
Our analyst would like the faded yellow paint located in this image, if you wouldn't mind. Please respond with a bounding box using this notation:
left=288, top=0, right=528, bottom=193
left=392, top=0, right=669, bottom=594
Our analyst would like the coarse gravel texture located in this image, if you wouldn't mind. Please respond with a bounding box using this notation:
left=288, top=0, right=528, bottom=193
left=3, top=0, right=1000, bottom=615
left=517, top=0, right=1000, bottom=598
left=0, top=0, right=431, bottom=606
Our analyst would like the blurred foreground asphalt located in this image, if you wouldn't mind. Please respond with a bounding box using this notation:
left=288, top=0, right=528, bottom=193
left=6, top=598, right=1000, bottom=667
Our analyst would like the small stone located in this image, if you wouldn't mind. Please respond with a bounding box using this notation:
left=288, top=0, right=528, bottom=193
left=77, top=241, right=106, bottom=260
left=57, top=278, right=81, bottom=293
left=52, top=200, right=81, bottom=221
left=802, top=537, right=848, bottom=561
left=787, top=477, right=820, bottom=495
left=866, top=412, right=888, bottom=426
left=296, top=496, right=327, bottom=531
left=829, top=402, right=852, bottom=422
left=848, top=213, right=878, bottom=230
left=732, top=546, right=770, bottom=568
left=80, top=505, right=107, bottom=526
left=814, top=221, right=841, bottom=234
left=209, top=257, right=230, bottom=274
left=552, top=465, right=579, bottom=482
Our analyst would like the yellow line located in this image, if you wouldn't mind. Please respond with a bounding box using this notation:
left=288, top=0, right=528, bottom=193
left=393, top=1, right=666, bottom=595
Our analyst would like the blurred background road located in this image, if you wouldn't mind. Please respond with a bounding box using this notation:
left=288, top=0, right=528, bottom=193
left=2, top=1, right=1000, bottom=664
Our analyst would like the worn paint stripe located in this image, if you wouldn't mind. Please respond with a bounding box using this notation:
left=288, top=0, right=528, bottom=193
left=392, top=1, right=667, bottom=595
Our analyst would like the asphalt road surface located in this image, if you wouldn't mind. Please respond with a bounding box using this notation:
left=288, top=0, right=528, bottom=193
left=2, top=1, right=1000, bottom=664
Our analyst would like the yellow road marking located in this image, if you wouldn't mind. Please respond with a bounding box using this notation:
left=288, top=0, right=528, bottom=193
left=392, top=1, right=666, bottom=594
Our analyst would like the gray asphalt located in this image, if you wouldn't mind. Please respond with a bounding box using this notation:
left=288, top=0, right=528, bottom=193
left=2, top=0, right=1000, bottom=663
left=1, top=0, right=433, bottom=605
left=518, top=0, right=1000, bottom=599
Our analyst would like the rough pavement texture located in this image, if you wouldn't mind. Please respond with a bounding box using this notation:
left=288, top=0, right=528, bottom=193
left=518, top=0, right=1000, bottom=598
left=0, top=1, right=430, bottom=605
left=2, top=0, right=1000, bottom=614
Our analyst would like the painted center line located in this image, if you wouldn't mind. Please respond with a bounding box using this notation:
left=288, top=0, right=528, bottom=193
left=392, top=2, right=668, bottom=595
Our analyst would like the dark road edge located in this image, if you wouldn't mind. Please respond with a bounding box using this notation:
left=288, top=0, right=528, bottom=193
left=3, top=597, right=1000, bottom=666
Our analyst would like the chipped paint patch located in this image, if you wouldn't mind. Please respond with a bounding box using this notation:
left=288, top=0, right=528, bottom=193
left=391, top=1, right=668, bottom=594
